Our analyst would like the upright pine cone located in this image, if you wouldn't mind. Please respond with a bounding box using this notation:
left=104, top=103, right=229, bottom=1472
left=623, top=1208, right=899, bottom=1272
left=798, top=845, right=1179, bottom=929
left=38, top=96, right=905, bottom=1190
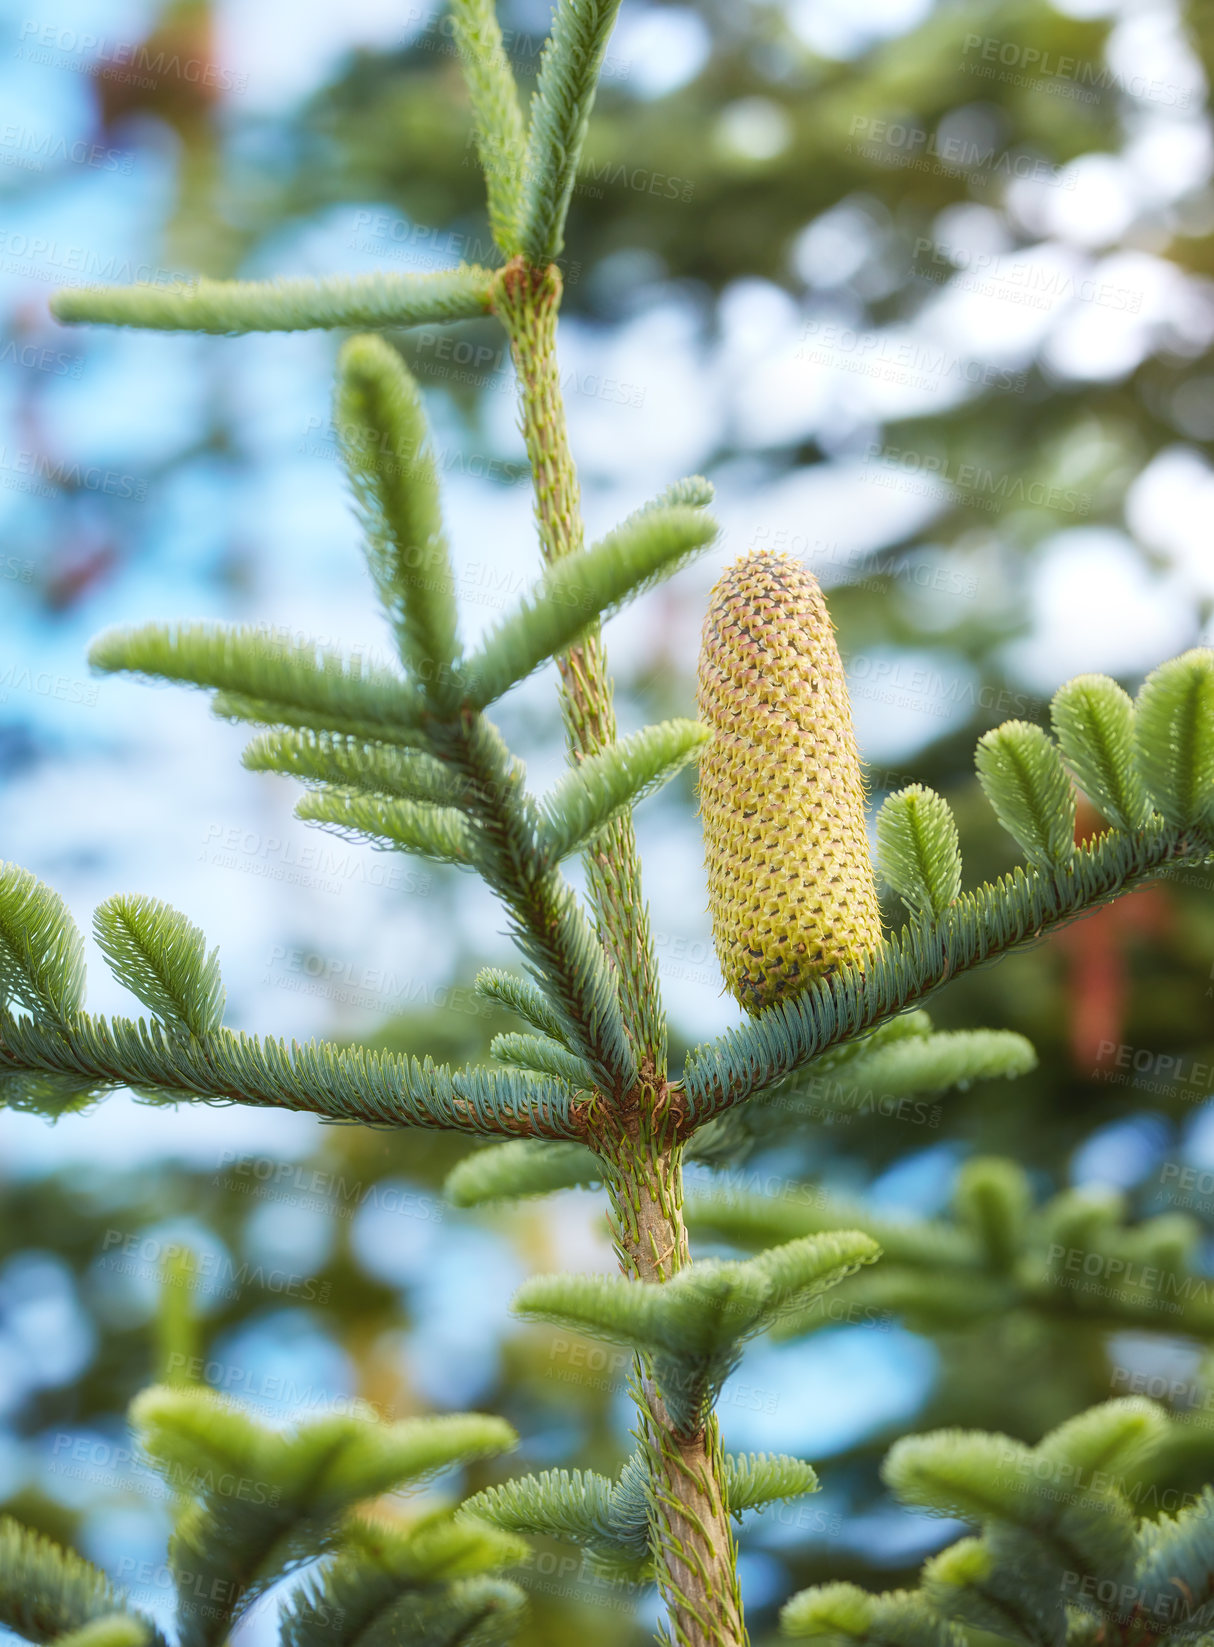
left=697, top=550, right=883, bottom=1013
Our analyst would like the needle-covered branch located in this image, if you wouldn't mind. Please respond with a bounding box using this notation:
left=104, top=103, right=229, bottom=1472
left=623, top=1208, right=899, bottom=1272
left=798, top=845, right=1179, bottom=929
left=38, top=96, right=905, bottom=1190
left=449, top=0, right=528, bottom=252
left=783, top=1401, right=1214, bottom=1647
left=462, top=503, right=718, bottom=709
left=51, top=267, right=497, bottom=333
left=687, top=1157, right=1214, bottom=1339
left=519, top=0, right=625, bottom=262
left=336, top=335, right=462, bottom=697
left=0, top=1520, right=161, bottom=1647
left=0, top=863, right=579, bottom=1137
left=89, top=623, right=426, bottom=742
left=683, top=647, right=1214, bottom=1123
left=0, top=1009, right=580, bottom=1138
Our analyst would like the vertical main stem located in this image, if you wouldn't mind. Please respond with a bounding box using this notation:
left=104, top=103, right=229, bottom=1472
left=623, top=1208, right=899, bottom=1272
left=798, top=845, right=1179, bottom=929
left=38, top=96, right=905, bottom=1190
left=492, top=258, right=667, bottom=1082
left=492, top=256, right=747, bottom=1645
left=597, top=1108, right=748, bottom=1647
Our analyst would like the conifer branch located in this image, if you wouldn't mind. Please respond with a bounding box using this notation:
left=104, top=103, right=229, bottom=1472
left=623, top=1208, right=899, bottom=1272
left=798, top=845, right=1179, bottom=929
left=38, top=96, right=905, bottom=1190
left=94, top=895, right=225, bottom=1039
left=490, top=1031, right=593, bottom=1087
left=535, top=719, right=710, bottom=864
left=781, top=1583, right=958, bottom=1647
left=519, top=0, right=625, bottom=262
left=444, top=1019, right=1034, bottom=1203
left=462, top=504, right=717, bottom=710
left=876, top=786, right=963, bottom=923
left=975, top=721, right=1076, bottom=871
left=464, top=1468, right=634, bottom=1562
left=716, top=1395, right=1214, bottom=1647
left=51, top=268, right=497, bottom=333
left=0, top=1007, right=581, bottom=1137
left=513, top=1231, right=880, bottom=1432
left=1134, top=649, right=1214, bottom=831
left=688, top=1023, right=1034, bottom=1167
left=282, top=1549, right=526, bottom=1647
left=213, top=690, right=431, bottom=747
left=0, top=862, right=86, bottom=1025
left=1051, top=674, right=1152, bottom=833
left=724, top=1454, right=819, bottom=1519
left=450, top=0, right=528, bottom=253
left=474, top=967, right=571, bottom=1044
left=56, top=1617, right=151, bottom=1647
left=681, top=821, right=1205, bottom=1127
left=687, top=1159, right=1214, bottom=1340
left=466, top=1449, right=820, bottom=1570
left=336, top=334, right=461, bottom=698
left=31, top=6, right=1214, bottom=1640
left=618, top=474, right=715, bottom=526
left=427, top=714, right=638, bottom=1095
left=131, top=1386, right=518, bottom=1647
left=90, top=624, right=426, bottom=740
left=445, top=1138, right=600, bottom=1205
left=295, top=787, right=477, bottom=865
left=0, top=1520, right=160, bottom=1647
left=242, top=730, right=466, bottom=805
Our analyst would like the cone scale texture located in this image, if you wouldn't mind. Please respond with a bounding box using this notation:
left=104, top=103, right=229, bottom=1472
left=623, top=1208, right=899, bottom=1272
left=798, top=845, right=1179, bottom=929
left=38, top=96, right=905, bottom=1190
left=697, top=550, right=883, bottom=1014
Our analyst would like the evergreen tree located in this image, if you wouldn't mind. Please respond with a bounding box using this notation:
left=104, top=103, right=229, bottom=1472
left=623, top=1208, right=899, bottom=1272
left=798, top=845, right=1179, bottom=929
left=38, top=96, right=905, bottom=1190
left=1, top=2, right=1212, bottom=1642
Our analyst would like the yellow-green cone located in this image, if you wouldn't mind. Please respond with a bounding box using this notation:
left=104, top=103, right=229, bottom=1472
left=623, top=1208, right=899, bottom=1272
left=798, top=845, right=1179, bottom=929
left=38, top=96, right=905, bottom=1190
left=696, top=550, right=883, bottom=1014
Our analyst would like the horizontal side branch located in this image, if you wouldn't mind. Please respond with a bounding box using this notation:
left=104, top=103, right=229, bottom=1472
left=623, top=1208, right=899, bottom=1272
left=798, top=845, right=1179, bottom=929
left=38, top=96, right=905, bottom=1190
left=52, top=267, right=498, bottom=334
left=0, top=1010, right=580, bottom=1139
left=681, top=825, right=1204, bottom=1126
